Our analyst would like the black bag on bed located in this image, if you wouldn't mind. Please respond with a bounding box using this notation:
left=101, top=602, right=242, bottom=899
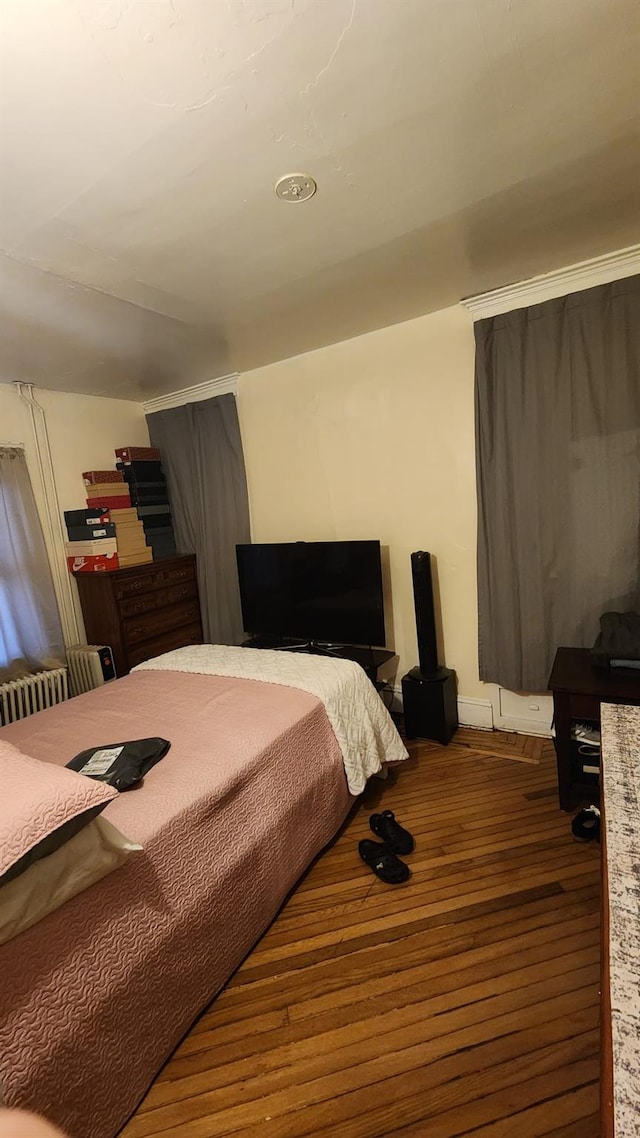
left=66, top=737, right=170, bottom=790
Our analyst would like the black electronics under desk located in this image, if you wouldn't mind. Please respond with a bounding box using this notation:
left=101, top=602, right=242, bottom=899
left=548, top=647, right=640, bottom=811
left=241, top=638, right=394, bottom=686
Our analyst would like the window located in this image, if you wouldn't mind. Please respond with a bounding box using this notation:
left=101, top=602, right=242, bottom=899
left=0, top=446, right=64, bottom=678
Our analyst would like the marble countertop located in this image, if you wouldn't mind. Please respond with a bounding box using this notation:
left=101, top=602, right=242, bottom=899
left=601, top=702, right=640, bottom=1137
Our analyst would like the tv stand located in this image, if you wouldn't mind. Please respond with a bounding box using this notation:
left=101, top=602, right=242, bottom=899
left=241, top=636, right=394, bottom=686
left=277, top=640, right=349, bottom=660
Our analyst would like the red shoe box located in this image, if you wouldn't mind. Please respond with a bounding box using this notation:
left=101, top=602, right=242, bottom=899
left=115, top=446, right=160, bottom=462
left=82, top=470, right=124, bottom=485
left=67, top=553, right=120, bottom=573
left=86, top=495, right=132, bottom=511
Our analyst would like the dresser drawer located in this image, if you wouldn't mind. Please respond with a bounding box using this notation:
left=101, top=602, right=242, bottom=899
left=127, top=623, right=203, bottom=669
left=114, top=570, right=163, bottom=600
left=158, top=561, right=196, bottom=588
left=119, top=591, right=161, bottom=619
left=163, top=579, right=198, bottom=607
left=123, top=599, right=201, bottom=646
left=118, top=578, right=197, bottom=618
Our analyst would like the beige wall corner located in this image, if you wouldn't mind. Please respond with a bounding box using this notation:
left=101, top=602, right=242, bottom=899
left=237, top=304, right=490, bottom=701
left=0, top=384, right=149, bottom=644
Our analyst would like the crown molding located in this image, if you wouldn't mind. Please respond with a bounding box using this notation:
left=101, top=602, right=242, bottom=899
left=461, top=245, right=640, bottom=320
left=142, top=373, right=239, bottom=415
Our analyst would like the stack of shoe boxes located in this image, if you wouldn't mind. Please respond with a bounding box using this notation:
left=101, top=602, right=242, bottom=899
left=83, top=469, right=152, bottom=568
left=115, top=446, right=177, bottom=560
left=64, top=503, right=119, bottom=572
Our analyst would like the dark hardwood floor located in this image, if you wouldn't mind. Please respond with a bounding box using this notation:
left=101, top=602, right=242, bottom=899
left=122, top=727, right=600, bottom=1138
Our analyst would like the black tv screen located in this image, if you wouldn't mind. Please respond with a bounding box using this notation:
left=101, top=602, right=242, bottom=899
left=236, top=540, right=386, bottom=647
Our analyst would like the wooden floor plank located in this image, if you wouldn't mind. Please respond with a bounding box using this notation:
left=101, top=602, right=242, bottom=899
left=122, top=728, right=600, bottom=1138
left=384, top=1077, right=599, bottom=1138
left=205, top=908, right=598, bottom=1028
left=138, top=946, right=592, bottom=1115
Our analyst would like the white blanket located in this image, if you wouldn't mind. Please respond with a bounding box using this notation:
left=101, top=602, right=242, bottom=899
left=134, top=645, right=408, bottom=795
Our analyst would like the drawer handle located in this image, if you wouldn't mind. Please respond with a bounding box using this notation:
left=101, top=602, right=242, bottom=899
left=131, top=581, right=144, bottom=591
left=132, top=601, right=146, bottom=611
left=131, top=626, right=145, bottom=637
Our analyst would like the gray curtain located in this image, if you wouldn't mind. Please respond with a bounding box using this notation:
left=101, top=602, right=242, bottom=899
left=146, top=394, right=250, bottom=645
left=0, top=446, right=65, bottom=680
left=475, top=275, right=640, bottom=692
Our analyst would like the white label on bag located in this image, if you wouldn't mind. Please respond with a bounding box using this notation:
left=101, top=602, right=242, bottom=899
left=81, top=745, right=124, bottom=776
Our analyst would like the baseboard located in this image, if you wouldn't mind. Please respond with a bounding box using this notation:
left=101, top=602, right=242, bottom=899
left=496, top=689, right=553, bottom=737
left=390, top=684, right=551, bottom=738
left=389, top=688, right=494, bottom=730
left=493, top=714, right=553, bottom=738
left=389, top=682, right=548, bottom=737
left=457, top=697, right=494, bottom=730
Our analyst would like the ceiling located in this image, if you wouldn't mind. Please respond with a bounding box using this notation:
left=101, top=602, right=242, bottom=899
left=1, top=0, right=639, bottom=401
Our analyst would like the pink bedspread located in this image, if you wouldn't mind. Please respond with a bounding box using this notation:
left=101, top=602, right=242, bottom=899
left=0, top=669, right=352, bottom=1138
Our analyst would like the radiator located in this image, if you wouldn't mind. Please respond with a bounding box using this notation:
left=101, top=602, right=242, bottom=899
left=0, top=668, right=69, bottom=726
left=66, top=645, right=116, bottom=696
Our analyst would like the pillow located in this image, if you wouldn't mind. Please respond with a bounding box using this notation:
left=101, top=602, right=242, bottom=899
left=0, top=739, right=117, bottom=886
left=0, top=815, right=142, bottom=946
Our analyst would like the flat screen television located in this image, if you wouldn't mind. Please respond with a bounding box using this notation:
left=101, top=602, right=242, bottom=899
left=236, top=540, right=386, bottom=648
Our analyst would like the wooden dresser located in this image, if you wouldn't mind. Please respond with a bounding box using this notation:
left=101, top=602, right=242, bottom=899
left=73, top=554, right=203, bottom=677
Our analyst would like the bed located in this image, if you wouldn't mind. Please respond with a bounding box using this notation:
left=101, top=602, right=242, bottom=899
left=0, top=646, right=407, bottom=1138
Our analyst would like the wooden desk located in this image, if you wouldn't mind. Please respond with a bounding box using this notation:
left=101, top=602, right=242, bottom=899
left=547, top=647, right=640, bottom=811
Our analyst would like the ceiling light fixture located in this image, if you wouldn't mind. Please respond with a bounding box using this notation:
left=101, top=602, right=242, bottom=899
left=274, top=173, right=317, bottom=203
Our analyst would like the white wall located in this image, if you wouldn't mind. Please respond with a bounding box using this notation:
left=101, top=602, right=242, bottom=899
left=237, top=305, right=501, bottom=721
left=0, top=320, right=554, bottom=733
left=0, top=383, right=149, bottom=640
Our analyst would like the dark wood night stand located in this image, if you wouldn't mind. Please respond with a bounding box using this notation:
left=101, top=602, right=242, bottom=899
left=548, top=647, right=640, bottom=811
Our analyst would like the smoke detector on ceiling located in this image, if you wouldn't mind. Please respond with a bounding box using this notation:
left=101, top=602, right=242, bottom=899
left=274, top=173, right=317, bottom=203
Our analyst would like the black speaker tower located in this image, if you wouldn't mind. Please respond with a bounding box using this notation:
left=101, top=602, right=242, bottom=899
left=401, top=551, right=458, bottom=745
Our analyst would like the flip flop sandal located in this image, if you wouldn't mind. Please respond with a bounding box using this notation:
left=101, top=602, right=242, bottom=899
left=571, top=806, right=601, bottom=842
left=358, top=839, right=410, bottom=885
left=369, top=810, right=415, bottom=855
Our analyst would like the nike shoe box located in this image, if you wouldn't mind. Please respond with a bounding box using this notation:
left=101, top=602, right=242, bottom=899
left=66, top=523, right=116, bottom=541
left=65, top=539, right=118, bottom=557
left=64, top=508, right=110, bottom=527
left=68, top=553, right=120, bottom=573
